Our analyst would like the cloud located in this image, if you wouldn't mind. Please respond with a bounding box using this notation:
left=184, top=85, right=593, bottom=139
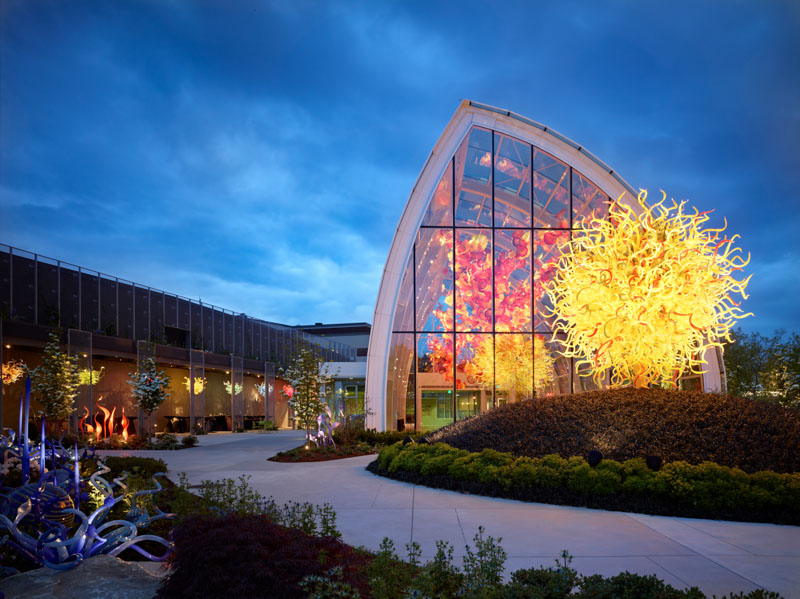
left=1, top=0, right=798, bottom=335
left=0, top=186, right=74, bottom=210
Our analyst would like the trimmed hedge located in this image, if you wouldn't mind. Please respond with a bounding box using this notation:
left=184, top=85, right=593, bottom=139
left=372, top=443, right=800, bottom=525
left=425, top=389, right=800, bottom=474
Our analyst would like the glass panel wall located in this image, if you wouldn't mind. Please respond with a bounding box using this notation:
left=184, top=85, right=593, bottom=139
left=572, top=170, right=609, bottom=226
left=415, top=229, right=453, bottom=332
left=533, top=149, right=569, bottom=228
left=534, top=230, right=569, bottom=332
left=392, top=254, right=414, bottom=332
left=417, top=333, right=453, bottom=432
left=421, top=161, right=453, bottom=227
left=386, top=333, right=414, bottom=431
left=388, top=125, right=645, bottom=431
left=454, top=127, right=493, bottom=227
left=494, top=333, right=532, bottom=405
left=455, top=334, right=492, bottom=417
left=494, top=133, right=531, bottom=228
left=455, top=229, right=492, bottom=332
left=494, top=229, right=531, bottom=332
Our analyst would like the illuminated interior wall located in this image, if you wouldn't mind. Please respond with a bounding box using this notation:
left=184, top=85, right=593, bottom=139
left=383, top=119, right=702, bottom=432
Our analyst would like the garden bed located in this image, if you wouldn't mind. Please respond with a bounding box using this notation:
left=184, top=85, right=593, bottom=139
left=425, top=388, right=800, bottom=474
left=370, top=442, right=800, bottom=525
left=61, top=432, right=199, bottom=451
left=157, top=511, right=781, bottom=599
left=269, top=444, right=377, bottom=462
left=2, top=454, right=783, bottom=598
left=269, top=429, right=426, bottom=463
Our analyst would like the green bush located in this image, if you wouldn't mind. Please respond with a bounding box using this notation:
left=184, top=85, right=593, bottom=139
left=374, top=443, right=800, bottom=523
left=447, top=453, right=485, bottom=480
left=424, top=388, right=800, bottom=474
left=102, top=456, right=168, bottom=480
left=378, top=442, right=403, bottom=470
left=148, top=433, right=180, bottom=450
left=578, top=570, right=706, bottom=598
left=181, top=434, right=198, bottom=447
left=420, top=449, right=468, bottom=476
left=361, top=539, right=783, bottom=599
left=335, top=428, right=424, bottom=448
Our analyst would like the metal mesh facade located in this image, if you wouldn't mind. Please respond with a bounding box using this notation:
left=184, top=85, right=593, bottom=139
left=0, top=244, right=357, bottom=369
left=68, top=329, right=93, bottom=433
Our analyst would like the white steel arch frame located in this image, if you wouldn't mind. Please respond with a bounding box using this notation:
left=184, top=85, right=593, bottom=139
left=366, top=100, right=725, bottom=430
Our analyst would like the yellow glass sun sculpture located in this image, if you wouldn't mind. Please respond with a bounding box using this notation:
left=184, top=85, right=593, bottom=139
left=545, top=190, right=752, bottom=388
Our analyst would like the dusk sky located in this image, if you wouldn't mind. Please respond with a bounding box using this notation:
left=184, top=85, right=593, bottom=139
left=1, top=1, right=798, bottom=334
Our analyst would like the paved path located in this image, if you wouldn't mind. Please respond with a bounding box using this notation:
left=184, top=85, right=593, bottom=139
left=101, top=432, right=800, bottom=598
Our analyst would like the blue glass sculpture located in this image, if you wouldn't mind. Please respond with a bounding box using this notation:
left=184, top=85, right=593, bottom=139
left=0, top=377, right=174, bottom=570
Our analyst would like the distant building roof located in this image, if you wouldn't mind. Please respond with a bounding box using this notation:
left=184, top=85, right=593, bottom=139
left=296, top=322, right=371, bottom=336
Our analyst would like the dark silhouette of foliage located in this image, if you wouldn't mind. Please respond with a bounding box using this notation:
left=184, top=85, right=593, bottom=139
left=725, top=328, right=800, bottom=408
left=156, top=514, right=371, bottom=599
left=425, top=388, right=800, bottom=474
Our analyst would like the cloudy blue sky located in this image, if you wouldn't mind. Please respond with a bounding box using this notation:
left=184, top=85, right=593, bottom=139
left=1, top=0, right=798, bottom=333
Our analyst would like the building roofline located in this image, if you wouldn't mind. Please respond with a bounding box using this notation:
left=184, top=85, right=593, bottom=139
left=467, top=100, right=638, bottom=199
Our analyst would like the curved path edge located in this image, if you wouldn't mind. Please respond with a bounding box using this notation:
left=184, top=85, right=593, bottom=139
left=100, top=432, right=800, bottom=598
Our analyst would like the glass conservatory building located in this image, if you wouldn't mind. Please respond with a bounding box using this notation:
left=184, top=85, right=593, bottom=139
left=365, top=101, right=725, bottom=432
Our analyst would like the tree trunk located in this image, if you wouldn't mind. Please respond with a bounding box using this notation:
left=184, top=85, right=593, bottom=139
left=145, top=411, right=153, bottom=442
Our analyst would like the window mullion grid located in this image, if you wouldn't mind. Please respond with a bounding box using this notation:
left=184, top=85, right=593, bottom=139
left=568, top=165, right=574, bottom=395
left=530, top=142, right=535, bottom=400
left=411, top=241, right=417, bottom=431
left=490, top=131, right=496, bottom=413
left=452, top=155, right=457, bottom=425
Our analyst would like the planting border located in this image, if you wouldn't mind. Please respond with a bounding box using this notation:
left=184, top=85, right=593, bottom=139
left=368, top=444, right=800, bottom=525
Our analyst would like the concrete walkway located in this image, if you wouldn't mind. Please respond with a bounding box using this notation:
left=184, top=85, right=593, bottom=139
left=101, top=431, right=800, bottom=598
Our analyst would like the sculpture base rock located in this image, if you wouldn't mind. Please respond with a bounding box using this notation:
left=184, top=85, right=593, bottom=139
left=0, top=555, right=167, bottom=599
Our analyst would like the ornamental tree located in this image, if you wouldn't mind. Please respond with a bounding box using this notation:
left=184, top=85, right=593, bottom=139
left=29, top=331, right=80, bottom=427
left=546, top=190, right=752, bottom=388
left=127, top=358, right=170, bottom=440
left=280, top=346, right=335, bottom=441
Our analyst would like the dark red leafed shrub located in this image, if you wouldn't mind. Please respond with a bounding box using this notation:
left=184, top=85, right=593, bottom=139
left=156, top=514, right=372, bottom=599
left=426, top=389, right=800, bottom=473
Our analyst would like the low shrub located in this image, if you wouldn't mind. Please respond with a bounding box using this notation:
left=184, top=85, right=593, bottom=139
left=153, top=477, right=783, bottom=599
left=334, top=427, right=425, bottom=448
left=144, top=433, right=181, bottom=450
left=102, top=456, right=168, bottom=480
left=181, top=434, right=198, bottom=447
left=305, top=533, right=780, bottom=599
left=426, top=388, right=800, bottom=474
left=156, top=514, right=371, bottom=599
left=372, top=443, right=800, bottom=525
